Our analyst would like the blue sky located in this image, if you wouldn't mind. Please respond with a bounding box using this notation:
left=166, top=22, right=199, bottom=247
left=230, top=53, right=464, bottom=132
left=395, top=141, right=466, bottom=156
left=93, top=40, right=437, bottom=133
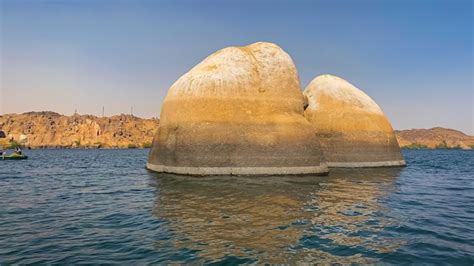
left=1, top=0, right=473, bottom=133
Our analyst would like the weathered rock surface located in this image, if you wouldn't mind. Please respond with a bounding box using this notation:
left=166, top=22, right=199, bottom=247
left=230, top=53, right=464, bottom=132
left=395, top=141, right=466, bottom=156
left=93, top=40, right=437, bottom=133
left=303, top=74, right=405, bottom=167
left=147, top=42, right=328, bottom=176
left=396, top=127, right=474, bottom=149
left=0, top=111, right=159, bottom=148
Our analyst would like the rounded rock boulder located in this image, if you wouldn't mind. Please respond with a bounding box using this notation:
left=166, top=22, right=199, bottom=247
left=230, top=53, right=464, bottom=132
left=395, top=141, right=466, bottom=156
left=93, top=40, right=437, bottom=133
left=303, top=74, right=405, bottom=167
left=147, top=42, right=328, bottom=175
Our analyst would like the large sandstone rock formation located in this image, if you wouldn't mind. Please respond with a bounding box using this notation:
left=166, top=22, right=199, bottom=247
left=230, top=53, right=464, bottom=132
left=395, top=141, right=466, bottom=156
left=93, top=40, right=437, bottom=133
left=303, top=74, right=405, bottom=167
left=147, top=42, right=328, bottom=176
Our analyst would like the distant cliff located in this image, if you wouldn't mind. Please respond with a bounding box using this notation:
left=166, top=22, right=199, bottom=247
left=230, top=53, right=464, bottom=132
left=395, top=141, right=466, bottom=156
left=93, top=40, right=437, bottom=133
left=0, top=112, right=159, bottom=149
left=395, top=127, right=474, bottom=150
left=0, top=112, right=472, bottom=150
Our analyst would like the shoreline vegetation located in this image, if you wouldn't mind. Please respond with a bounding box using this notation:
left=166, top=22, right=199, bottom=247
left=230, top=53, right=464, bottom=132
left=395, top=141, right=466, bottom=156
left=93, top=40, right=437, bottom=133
left=394, top=127, right=474, bottom=150
left=401, top=143, right=471, bottom=150
left=1, top=111, right=473, bottom=150
left=1, top=139, right=473, bottom=151
left=0, top=140, right=153, bottom=150
left=3, top=140, right=472, bottom=150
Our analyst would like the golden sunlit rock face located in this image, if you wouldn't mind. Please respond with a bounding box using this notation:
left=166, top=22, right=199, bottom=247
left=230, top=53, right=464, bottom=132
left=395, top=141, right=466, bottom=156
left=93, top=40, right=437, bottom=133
left=147, top=42, right=328, bottom=175
left=303, top=74, right=405, bottom=167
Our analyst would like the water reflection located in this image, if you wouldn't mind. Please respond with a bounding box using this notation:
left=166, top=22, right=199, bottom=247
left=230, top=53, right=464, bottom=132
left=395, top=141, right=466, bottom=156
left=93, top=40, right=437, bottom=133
left=150, top=168, right=403, bottom=263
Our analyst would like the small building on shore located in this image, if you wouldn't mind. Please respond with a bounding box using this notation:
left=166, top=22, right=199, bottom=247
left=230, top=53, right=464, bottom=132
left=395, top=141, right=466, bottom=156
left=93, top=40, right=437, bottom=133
left=0, top=131, right=6, bottom=138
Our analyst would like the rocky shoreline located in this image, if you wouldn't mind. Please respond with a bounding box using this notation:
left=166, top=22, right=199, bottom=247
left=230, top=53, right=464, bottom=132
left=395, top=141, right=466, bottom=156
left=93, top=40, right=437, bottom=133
left=0, top=111, right=158, bottom=149
left=395, top=127, right=474, bottom=150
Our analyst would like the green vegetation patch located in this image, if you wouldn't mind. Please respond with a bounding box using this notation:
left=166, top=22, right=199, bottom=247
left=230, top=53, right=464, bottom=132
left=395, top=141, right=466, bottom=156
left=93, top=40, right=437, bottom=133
left=94, top=142, right=104, bottom=148
left=403, top=143, right=428, bottom=149
left=142, top=142, right=152, bottom=148
left=5, top=140, right=22, bottom=149
left=435, top=141, right=461, bottom=149
left=73, top=139, right=81, bottom=147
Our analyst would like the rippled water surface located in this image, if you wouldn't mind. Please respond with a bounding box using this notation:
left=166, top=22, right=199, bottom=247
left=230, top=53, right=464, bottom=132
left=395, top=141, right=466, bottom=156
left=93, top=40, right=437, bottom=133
left=0, top=149, right=473, bottom=264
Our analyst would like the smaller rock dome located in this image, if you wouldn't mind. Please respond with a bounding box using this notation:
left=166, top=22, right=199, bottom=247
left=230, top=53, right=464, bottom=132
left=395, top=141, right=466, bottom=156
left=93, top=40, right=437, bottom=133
left=303, top=74, right=405, bottom=167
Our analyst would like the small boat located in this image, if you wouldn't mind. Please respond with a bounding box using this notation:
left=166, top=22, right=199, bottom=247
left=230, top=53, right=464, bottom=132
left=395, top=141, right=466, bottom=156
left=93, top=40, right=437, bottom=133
left=1, top=154, right=28, bottom=160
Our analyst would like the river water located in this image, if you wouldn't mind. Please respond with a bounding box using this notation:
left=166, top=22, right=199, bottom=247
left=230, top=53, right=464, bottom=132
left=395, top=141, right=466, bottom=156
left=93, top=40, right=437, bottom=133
left=0, top=149, right=472, bottom=264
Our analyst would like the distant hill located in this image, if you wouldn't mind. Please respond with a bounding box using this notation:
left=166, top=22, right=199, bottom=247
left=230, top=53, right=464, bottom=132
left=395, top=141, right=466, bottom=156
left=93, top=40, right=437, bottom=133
left=0, top=112, right=159, bottom=149
left=1, top=112, right=472, bottom=149
left=395, top=127, right=474, bottom=150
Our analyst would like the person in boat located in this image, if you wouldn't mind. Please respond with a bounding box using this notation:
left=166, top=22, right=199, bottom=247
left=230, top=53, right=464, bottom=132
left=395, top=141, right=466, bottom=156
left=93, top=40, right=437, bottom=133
left=14, top=147, right=22, bottom=155
left=0, top=150, right=5, bottom=159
